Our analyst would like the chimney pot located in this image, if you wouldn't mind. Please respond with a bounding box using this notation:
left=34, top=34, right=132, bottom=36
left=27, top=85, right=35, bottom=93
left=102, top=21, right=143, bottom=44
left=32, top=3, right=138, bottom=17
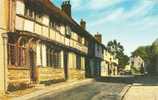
left=61, top=0, right=71, bottom=17
left=95, top=33, right=102, bottom=43
left=80, top=19, right=86, bottom=30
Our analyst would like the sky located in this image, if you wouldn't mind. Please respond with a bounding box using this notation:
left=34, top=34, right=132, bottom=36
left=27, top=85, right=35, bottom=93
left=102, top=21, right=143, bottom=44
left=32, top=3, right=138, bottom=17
left=52, top=0, right=158, bottom=56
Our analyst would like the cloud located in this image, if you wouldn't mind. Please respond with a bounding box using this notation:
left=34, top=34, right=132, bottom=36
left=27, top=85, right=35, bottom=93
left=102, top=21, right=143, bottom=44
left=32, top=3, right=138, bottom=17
left=53, top=0, right=158, bottom=56
left=88, top=0, right=122, bottom=10
left=89, top=0, right=156, bottom=27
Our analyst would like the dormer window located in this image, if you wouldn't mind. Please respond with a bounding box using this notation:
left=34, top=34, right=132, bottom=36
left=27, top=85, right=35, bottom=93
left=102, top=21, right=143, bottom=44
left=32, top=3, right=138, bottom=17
left=24, top=6, right=34, bottom=18
left=65, top=26, right=71, bottom=37
left=78, top=36, right=82, bottom=44
left=35, top=13, right=42, bottom=22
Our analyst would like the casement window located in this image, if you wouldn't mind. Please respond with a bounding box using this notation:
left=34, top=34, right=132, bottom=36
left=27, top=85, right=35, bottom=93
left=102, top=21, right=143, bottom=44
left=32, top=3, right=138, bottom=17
left=53, top=51, right=61, bottom=68
left=35, top=13, right=42, bottom=22
left=24, top=5, right=34, bottom=18
left=78, top=36, right=82, bottom=44
left=46, top=48, right=52, bottom=67
left=8, top=38, right=27, bottom=67
left=46, top=48, right=61, bottom=68
left=18, top=44, right=27, bottom=66
left=8, top=43, right=17, bottom=66
left=85, top=39, right=88, bottom=46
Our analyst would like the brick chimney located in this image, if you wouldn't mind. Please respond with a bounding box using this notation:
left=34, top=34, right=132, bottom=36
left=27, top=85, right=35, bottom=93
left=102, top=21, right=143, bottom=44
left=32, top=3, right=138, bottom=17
left=95, top=33, right=102, bottom=43
left=80, top=19, right=86, bottom=30
left=61, top=0, right=71, bottom=17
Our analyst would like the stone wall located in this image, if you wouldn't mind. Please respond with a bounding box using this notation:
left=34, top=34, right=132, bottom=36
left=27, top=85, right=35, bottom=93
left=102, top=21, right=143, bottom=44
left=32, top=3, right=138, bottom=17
left=8, top=67, right=31, bottom=84
left=37, top=67, right=65, bottom=82
left=68, top=69, right=85, bottom=80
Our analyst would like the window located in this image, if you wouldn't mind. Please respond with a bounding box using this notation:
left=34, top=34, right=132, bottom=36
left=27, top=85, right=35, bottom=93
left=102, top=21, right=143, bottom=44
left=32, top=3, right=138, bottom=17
left=46, top=48, right=61, bottom=68
left=24, top=5, right=34, bottom=18
left=8, top=43, right=17, bottom=66
left=35, top=12, right=42, bottom=22
left=78, top=36, right=82, bottom=44
left=53, top=51, right=61, bottom=68
left=18, top=42, right=27, bottom=66
left=8, top=37, right=27, bottom=67
left=85, top=39, right=88, bottom=46
left=65, top=26, right=71, bottom=37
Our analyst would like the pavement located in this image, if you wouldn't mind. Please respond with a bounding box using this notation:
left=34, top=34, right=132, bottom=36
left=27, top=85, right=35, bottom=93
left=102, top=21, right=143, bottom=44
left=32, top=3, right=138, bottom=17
left=123, top=76, right=158, bottom=100
left=123, top=86, right=158, bottom=100
left=11, top=79, right=94, bottom=100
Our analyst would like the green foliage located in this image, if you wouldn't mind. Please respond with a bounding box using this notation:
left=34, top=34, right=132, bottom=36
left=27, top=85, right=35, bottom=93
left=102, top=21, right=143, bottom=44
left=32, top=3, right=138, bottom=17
left=107, top=40, right=129, bottom=68
left=132, top=41, right=158, bottom=74
left=132, top=46, right=152, bottom=61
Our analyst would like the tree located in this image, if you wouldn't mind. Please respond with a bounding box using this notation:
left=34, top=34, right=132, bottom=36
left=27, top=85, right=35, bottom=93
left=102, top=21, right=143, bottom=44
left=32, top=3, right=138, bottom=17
left=107, top=40, right=129, bottom=69
left=132, top=42, right=158, bottom=75
left=132, top=46, right=152, bottom=61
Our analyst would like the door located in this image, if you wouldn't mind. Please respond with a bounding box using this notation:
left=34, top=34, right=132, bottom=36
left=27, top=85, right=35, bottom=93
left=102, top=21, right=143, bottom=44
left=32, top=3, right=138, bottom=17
left=29, top=48, right=37, bottom=82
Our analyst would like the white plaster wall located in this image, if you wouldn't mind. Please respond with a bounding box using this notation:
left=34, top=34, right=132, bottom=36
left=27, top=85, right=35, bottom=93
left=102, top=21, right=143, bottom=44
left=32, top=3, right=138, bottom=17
left=42, top=15, right=49, bottom=26
left=16, top=0, right=24, bottom=15
left=82, top=37, right=85, bottom=45
left=50, top=29, right=55, bottom=40
left=65, top=38, right=70, bottom=46
left=24, top=19, right=34, bottom=32
left=35, top=23, right=42, bottom=35
left=60, top=51, right=64, bottom=68
left=101, top=61, right=108, bottom=76
left=15, top=16, right=24, bottom=30
left=36, top=43, right=41, bottom=66
left=68, top=52, right=76, bottom=69
left=41, top=44, right=46, bottom=67
left=81, top=57, right=85, bottom=70
left=60, top=25, right=65, bottom=35
left=42, top=26, right=49, bottom=37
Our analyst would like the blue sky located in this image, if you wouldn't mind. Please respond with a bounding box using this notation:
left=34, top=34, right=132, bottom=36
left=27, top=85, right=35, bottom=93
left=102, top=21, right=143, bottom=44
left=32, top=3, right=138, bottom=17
left=52, top=0, right=158, bottom=56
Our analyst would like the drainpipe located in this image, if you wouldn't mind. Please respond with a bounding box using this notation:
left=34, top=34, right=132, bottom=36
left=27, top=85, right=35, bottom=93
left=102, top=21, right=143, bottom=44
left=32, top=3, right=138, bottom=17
left=2, top=33, right=8, bottom=93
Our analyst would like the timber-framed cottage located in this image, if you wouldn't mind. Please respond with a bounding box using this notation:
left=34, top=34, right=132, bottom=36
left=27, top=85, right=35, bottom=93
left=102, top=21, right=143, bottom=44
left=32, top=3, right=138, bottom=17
left=0, top=0, right=114, bottom=93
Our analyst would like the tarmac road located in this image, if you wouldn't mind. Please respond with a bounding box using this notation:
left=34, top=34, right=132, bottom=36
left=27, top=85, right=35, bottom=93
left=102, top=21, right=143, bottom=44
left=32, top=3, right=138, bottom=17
left=30, top=82, right=127, bottom=100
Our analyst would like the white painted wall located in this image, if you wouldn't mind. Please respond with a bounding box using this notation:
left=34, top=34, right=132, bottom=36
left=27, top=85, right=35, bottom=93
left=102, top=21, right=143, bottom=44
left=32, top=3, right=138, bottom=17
left=15, top=16, right=24, bottom=30
left=60, top=51, right=64, bottom=68
left=41, top=44, right=47, bottom=67
left=42, top=15, right=49, bottom=26
left=36, top=43, right=42, bottom=66
left=24, top=19, right=34, bottom=32
left=16, top=0, right=24, bottom=15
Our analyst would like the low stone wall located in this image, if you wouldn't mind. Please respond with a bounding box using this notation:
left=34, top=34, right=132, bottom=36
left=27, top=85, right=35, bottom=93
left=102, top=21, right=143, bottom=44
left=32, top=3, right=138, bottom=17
left=68, top=69, right=85, bottom=80
left=8, top=67, right=31, bottom=84
left=37, top=67, right=65, bottom=82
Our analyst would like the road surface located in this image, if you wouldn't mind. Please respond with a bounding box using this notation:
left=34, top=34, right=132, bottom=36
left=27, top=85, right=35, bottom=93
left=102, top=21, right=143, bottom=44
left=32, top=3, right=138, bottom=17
left=30, top=82, right=127, bottom=100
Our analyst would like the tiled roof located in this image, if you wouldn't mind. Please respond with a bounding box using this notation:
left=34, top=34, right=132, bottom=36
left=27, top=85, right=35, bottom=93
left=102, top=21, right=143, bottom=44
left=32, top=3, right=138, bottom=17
left=25, top=0, right=104, bottom=45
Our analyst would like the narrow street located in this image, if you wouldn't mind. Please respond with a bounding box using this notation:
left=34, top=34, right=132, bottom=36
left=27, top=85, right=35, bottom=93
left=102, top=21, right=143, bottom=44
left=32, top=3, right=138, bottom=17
left=29, top=81, right=127, bottom=100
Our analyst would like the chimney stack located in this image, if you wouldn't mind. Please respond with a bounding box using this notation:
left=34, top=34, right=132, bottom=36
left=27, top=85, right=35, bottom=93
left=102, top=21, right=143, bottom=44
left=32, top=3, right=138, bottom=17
left=80, top=19, right=86, bottom=30
left=95, top=33, right=102, bottom=43
left=61, top=0, right=71, bottom=17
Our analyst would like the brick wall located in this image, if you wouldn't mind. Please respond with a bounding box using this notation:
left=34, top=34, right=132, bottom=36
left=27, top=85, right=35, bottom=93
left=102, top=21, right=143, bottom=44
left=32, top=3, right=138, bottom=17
left=68, top=69, right=85, bottom=80
left=8, top=67, right=31, bottom=84
left=37, top=67, right=65, bottom=82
